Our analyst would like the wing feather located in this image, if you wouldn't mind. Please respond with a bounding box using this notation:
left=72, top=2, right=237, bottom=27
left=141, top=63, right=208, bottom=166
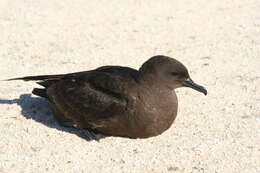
left=47, top=72, right=131, bottom=123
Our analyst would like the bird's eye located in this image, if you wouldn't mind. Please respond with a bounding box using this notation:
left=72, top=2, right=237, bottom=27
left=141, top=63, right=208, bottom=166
left=171, top=72, right=180, bottom=76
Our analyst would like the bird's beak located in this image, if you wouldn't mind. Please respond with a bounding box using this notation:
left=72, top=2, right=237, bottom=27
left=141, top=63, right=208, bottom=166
left=183, top=78, right=207, bottom=95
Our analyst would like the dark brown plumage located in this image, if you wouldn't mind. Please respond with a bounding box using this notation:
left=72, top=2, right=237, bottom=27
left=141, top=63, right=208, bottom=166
left=8, top=55, right=207, bottom=139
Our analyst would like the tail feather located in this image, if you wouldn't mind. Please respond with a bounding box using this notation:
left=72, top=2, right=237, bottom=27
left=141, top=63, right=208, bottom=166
left=6, top=71, right=87, bottom=98
left=7, top=74, right=65, bottom=81
left=6, top=70, right=89, bottom=82
left=36, top=80, right=59, bottom=88
left=6, top=74, right=66, bottom=99
left=32, top=88, right=48, bottom=98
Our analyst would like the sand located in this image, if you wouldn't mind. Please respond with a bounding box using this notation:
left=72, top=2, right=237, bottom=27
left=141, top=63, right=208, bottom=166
left=0, top=0, right=259, bottom=172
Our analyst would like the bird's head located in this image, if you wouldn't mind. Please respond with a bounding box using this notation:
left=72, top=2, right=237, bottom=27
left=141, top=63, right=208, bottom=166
left=139, top=55, right=207, bottom=95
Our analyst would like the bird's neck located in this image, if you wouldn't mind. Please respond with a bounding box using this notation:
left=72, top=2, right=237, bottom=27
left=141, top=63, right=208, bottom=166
left=137, top=73, right=167, bottom=91
left=138, top=63, right=157, bottom=82
left=137, top=62, right=174, bottom=90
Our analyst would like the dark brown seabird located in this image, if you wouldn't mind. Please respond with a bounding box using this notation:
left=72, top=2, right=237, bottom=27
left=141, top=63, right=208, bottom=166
left=8, top=55, right=207, bottom=139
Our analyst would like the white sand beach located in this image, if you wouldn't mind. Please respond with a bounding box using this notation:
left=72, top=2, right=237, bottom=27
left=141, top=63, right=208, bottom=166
left=0, top=0, right=259, bottom=172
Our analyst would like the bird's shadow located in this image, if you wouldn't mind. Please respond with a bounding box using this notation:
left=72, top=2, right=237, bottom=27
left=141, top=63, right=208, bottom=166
left=0, top=94, right=104, bottom=141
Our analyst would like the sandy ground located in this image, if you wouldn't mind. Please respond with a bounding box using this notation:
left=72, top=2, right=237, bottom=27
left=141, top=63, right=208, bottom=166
left=0, top=0, right=259, bottom=172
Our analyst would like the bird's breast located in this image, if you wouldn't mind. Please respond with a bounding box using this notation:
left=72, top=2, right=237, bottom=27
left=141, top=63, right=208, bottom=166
left=128, top=89, right=178, bottom=138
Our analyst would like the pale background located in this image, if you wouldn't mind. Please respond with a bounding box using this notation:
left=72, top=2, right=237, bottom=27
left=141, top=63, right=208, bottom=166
left=0, top=0, right=259, bottom=172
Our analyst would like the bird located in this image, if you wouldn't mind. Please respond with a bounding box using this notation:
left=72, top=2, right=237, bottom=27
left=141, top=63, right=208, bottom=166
left=8, top=55, right=207, bottom=139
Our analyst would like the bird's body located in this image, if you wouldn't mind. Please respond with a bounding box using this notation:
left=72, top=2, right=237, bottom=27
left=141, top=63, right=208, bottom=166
left=9, top=55, right=207, bottom=139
